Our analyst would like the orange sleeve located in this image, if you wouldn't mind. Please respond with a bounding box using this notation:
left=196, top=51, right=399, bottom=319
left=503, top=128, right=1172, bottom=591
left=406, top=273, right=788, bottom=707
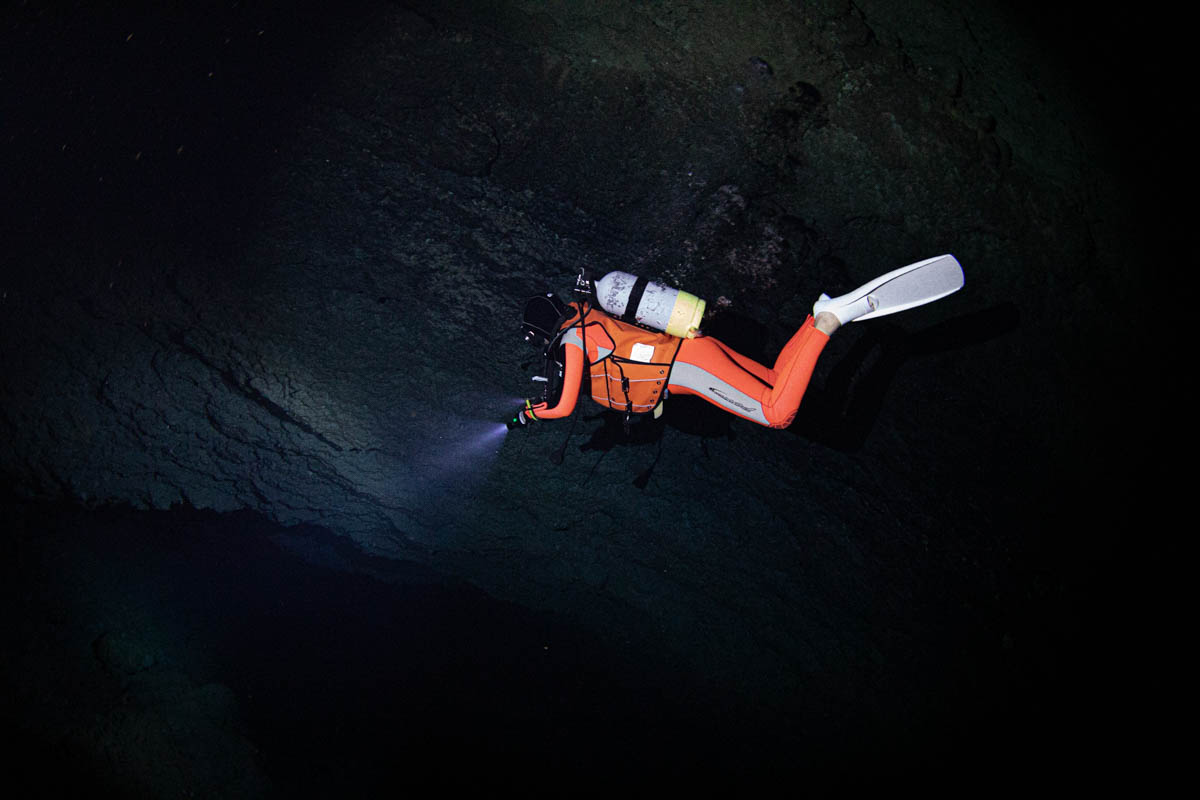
left=528, top=343, right=583, bottom=420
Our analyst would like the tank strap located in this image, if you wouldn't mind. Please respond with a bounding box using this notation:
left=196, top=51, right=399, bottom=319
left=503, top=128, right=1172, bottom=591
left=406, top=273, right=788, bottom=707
left=621, top=275, right=650, bottom=325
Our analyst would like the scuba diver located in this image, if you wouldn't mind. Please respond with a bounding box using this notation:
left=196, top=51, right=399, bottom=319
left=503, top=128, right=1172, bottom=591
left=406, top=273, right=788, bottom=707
left=510, top=255, right=964, bottom=432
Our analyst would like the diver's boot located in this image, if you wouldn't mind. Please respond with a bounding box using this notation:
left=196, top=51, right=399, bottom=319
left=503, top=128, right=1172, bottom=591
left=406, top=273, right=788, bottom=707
left=813, top=291, right=878, bottom=326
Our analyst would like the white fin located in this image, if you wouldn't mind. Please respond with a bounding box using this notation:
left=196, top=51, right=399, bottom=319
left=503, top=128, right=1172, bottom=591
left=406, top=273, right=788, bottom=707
left=814, top=254, right=964, bottom=323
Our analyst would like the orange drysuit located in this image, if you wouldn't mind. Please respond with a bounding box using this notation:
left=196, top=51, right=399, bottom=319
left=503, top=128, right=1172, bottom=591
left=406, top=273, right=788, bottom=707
left=528, top=302, right=829, bottom=429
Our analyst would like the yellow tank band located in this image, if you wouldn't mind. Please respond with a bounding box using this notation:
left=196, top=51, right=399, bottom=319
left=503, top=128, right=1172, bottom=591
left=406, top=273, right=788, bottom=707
left=666, top=291, right=706, bottom=338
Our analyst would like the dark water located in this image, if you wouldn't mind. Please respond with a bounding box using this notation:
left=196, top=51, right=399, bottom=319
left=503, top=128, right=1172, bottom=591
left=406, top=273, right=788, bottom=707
left=5, top=498, right=833, bottom=795
left=6, top=492, right=1178, bottom=795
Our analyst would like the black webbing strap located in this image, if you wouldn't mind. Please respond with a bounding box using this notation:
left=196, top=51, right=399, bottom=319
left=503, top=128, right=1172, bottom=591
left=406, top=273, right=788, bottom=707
left=621, top=275, right=650, bottom=325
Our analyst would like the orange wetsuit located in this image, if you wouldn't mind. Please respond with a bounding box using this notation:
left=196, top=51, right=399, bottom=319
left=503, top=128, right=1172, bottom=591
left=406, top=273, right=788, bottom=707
left=529, top=302, right=830, bottom=429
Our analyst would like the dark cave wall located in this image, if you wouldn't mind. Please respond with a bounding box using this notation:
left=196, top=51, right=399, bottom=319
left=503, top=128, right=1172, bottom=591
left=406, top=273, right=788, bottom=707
left=1, top=0, right=1169, bottom=767
left=3, top=0, right=1141, bottom=523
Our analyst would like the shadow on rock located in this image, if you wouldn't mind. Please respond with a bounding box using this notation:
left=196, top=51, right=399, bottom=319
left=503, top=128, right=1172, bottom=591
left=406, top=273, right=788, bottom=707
left=792, top=303, right=1020, bottom=451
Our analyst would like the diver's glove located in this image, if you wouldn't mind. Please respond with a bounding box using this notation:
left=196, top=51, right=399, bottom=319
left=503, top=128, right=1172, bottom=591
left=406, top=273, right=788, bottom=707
left=506, top=400, right=538, bottom=430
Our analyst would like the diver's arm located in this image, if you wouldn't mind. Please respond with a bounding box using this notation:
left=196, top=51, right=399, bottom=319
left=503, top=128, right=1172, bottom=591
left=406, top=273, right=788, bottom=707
left=528, top=343, right=583, bottom=420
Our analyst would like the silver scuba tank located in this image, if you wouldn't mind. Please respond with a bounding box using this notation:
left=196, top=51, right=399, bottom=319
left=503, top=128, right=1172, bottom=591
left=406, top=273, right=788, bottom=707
left=593, top=271, right=706, bottom=339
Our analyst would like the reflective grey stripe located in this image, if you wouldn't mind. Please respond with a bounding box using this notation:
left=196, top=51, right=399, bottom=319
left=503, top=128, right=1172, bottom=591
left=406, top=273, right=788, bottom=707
left=591, top=394, right=658, bottom=410
left=562, top=327, right=613, bottom=360
left=590, top=372, right=662, bottom=409
left=590, top=373, right=660, bottom=383
left=668, top=361, right=769, bottom=425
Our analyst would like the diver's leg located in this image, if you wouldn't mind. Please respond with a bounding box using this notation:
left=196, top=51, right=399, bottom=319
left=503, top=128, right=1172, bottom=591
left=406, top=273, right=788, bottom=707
left=708, top=338, right=774, bottom=384
left=669, top=336, right=774, bottom=426
left=758, top=316, right=832, bottom=428
left=669, top=315, right=835, bottom=428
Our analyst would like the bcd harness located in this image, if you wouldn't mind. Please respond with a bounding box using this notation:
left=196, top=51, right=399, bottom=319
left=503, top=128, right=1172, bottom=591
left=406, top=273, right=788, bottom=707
left=551, top=301, right=682, bottom=421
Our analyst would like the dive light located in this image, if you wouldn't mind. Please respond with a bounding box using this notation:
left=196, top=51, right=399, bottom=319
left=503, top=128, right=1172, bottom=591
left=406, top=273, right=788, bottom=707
left=506, top=406, right=531, bottom=430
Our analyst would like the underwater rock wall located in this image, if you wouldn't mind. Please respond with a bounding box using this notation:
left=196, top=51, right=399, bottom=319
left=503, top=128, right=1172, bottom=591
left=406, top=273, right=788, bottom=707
left=3, top=1, right=1141, bottom=530
left=1, top=0, right=1171, bottom=779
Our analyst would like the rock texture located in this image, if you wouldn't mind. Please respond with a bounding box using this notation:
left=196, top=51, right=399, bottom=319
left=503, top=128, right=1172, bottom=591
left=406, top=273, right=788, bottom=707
left=1, top=0, right=1178, bottom=790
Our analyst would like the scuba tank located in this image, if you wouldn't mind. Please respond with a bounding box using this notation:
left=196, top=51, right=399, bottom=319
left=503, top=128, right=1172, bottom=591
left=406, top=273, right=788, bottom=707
left=593, top=271, right=706, bottom=339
